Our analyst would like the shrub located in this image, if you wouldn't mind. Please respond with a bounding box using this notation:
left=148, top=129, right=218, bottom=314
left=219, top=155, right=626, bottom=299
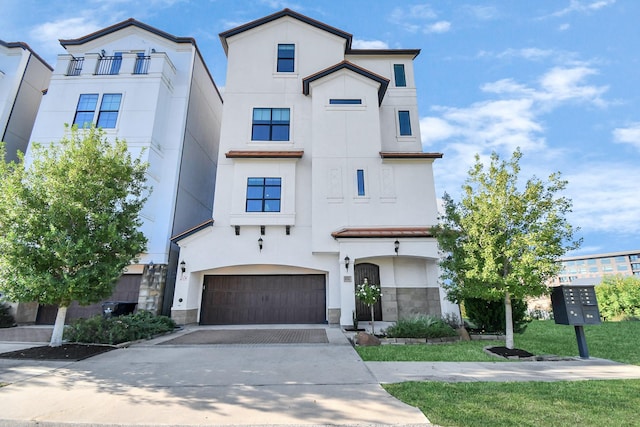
left=595, top=276, right=640, bottom=320
left=463, top=297, right=530, bottom=334
left=0, top=303, right=15, bottom=328
left=385, top=315, right=457, bottom=339
left=64, top=310, right=176, bottom=344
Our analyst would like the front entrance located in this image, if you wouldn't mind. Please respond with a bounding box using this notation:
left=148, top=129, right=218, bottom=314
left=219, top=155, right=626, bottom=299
left=354, top=263, right=382, bottom=321
left=200, top=274, right=326, bottom=325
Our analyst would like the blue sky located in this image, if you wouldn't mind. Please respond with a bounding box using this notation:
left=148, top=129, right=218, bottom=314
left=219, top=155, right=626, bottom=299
left=2, top=0, right=639, bottom=256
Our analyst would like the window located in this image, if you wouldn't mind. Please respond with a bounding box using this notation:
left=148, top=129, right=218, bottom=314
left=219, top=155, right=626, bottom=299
left=134, top=52, right=150, bottom=74
left=277, top=44, right=295, bottom=72
left=97, top=94, right=122, bottom=128
left=398, top=110, right=412, bottom=135
left=329, top=99, right=362, bottom=105
left=252, top=108, right=290, bottom=141
left=357, top=169, right=365, bottom=196
left=110, top=52, right=122, bottom=74
left=73, top=94, right=99, bottom=128
left=246, top=178, right=281, bottom=212
left=394, top=64, right=406, bottom=87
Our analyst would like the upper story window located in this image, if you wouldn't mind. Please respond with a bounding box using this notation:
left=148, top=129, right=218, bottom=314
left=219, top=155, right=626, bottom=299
left=74, top=93, right=122, bottom=129
left=73, top=94, right=99, bottom=128
left=398, top=110, right=412, bottom=136
left=329, top=99, right=362, bottom=105
left=356, top=169, right=366, bottom=196
left=277, top=44, right=295, bottom=72
left=246, top=177, right=282, bottom=212
left=394, top=64, right=406, bottom=87
left=97, top=94, right=122, bottom=128
left=252, top=108, right=290, bottom=141
left=134, top=52, right=150, bottom=74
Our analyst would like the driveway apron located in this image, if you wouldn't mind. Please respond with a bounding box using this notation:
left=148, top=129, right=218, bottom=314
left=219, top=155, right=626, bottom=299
left=0, top=326, right=431, bottom=426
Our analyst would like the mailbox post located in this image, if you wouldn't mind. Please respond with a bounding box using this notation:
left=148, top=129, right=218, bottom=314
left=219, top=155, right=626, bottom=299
left=551, top=285, right=601, bottom=359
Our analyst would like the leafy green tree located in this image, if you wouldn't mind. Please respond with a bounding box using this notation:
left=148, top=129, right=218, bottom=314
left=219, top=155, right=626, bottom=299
left=595, top=275, right=640, bottom=320
left=435, top=149, right=580, bottom=348
left=0, top=126, right=149, bottom=346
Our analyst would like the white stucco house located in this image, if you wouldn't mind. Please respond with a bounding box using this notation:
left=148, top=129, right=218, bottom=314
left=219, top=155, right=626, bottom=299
left=20, top=19, right=223, bottom=323
left=171, top=9, right=457, bottom=326
left=0, top=40, right=52, bottom=163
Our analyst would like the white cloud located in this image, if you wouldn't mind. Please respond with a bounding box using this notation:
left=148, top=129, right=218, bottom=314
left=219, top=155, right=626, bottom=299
left=462, top=5, right=499, bottom=20
left=537, top=66, right=609, bottom=107
left=549, top=0, right=616, bottom=18
left=425, top=21, right=451, bottom=34
left=352, top=39, right=389, bottom=49
left=613, top=123, right=640, bottom=150
left=558, top=23, right=571, bottom=31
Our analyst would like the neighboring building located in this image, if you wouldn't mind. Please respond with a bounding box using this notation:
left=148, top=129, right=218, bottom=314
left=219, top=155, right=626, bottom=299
left=171, top=9, right=457, bottom=326
left=18, top=19, right=223, bottom=323
left=0, top=40, right=52, bottom=162
left=548, top=250, right=640, bottom=286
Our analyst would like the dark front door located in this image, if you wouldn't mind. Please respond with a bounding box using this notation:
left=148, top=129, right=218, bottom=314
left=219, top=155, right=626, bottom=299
left=200, top=274, right=326, bottom=325
left=354, top=263, right=382, bottom=321
left=35, top=274, right=142, bottom=324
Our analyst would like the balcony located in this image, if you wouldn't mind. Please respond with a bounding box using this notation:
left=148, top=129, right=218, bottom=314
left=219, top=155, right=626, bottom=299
left=66, top=57, right=84, bottom=76
left=60, top=52, right=175, bottom=84
left=95, top=55, right=123, bottom=75
left=64, top=54, right=151, bottom=76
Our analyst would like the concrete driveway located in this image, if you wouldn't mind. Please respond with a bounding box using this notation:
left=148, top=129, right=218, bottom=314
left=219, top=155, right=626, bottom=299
left=0, top=325, right=432, bottom=426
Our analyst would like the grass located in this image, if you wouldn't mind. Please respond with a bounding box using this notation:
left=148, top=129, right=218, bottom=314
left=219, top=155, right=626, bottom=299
left=384, top=379, right=640, bottom=427
left=357, top=320, right=640, bottom=365
left=357, top=320, right=640, bottom=427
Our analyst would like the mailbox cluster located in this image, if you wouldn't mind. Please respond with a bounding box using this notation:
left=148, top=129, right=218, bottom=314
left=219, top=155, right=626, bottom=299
left=551, top=285, right=601, bottom=325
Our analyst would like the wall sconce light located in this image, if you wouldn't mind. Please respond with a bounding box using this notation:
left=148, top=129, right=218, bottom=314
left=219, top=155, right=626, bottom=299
left=394, top=240, right=400, bottom=255
left=344, top=256, right=350, bottom=271
left=148, top=260, right=155, bottom=272
left=101, top=49, right=106, bottom=56
left=180, top=260, right=186, bottom=273
left=258, top=237, right=263, bottom=251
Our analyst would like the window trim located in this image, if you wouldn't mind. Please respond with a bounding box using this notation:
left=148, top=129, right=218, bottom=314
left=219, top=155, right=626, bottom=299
left=251, top=107, right=291, bottom=142
left=356, top=169, right=366, bottom=196
left=97, top=93, right=122, bottom=129
left=398, top=110, right=412, bottom=136
left=73, top=93, right=99, bottom=128
left=276, top=43, right=295, bottom=73
left=393, top=64, right=407, bottom=87
left=245, top=177, right=282, bottom=213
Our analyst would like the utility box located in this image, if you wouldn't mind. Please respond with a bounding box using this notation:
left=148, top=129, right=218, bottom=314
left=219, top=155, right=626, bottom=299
left=551, top=285, right=601, bottom=325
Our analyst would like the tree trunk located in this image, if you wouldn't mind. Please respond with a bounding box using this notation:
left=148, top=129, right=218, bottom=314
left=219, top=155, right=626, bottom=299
left=50, top=305, right=68, bottom=347
left=370, top=304, right=375, bottom=335
left=504, top=292, right=514, bottom=349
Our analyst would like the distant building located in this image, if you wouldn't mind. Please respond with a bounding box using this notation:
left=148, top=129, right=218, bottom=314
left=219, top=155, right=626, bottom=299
left=0, top=40, right=52, bottom=162
left=548, top=250, right=640, bottom=286
left=18, top=19, right=223, bottom=324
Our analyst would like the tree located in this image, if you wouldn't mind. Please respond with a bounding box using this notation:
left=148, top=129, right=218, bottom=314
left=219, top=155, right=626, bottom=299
left=595, top=275, right=640, bottom=320
left=355, top=278, right=382, bottom=334
left=0, top=126, right=149, bottom=346
left=434, top=149, right=580, bottom=348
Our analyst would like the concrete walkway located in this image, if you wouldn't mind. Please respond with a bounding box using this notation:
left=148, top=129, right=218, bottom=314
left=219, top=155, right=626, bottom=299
left=2, top=325, right=640, bottom=426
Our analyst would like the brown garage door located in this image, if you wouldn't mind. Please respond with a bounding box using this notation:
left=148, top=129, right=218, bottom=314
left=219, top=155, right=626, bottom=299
left=36, top=274, right=142, bottom=324
left=200, top=275, right=326, bottom=325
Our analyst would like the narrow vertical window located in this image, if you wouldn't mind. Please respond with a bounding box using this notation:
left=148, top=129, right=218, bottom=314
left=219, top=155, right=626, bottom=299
left=73, top=94, right=98, bottom=128
left=357, top=169, right=365, bottom=196
left=398, top=110, right=412, bottom=136
left=277, top=44, right=295, bottom=72
left=110, top=52, right=122, bottom=75
left=97, top=94, right=122, bottom=128
left=394, top=64, right=406, bottom=87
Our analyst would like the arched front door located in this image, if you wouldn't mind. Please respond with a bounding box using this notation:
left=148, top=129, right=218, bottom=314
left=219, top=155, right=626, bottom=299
left=354, top=263, right=382, bottom=321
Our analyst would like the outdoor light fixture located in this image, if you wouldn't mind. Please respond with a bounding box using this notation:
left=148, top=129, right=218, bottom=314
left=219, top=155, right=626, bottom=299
left=180, top=260, right=186, bottom=273
left=344, top=256, right=350, bottom=271
left=258, top=237, right=263, bottom=251
left=394, top=240, right=400, bottom=255
left=148, top=261, right=155, bottom=272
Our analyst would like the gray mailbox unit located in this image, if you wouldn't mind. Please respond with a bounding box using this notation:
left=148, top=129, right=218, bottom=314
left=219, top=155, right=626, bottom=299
left=551, top=285, right=601, bottom=358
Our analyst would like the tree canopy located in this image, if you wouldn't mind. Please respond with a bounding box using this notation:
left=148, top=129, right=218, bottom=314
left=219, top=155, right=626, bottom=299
left=435, top=149, right=581, bottom=348
left=0, top=126, right=149, bottom=345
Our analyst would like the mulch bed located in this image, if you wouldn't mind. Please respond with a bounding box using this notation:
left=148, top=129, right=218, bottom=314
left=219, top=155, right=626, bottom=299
left=0, top=344, right=117, bottom=361
left=486, top=346, right=536, bottom=359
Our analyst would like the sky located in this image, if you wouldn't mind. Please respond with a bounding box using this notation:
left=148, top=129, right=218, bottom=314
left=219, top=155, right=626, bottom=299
left=2, top=0, right=639, bottom=257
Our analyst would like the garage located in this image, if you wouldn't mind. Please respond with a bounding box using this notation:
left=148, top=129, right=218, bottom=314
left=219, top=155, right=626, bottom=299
left=200, top=274, right=326, bottom=324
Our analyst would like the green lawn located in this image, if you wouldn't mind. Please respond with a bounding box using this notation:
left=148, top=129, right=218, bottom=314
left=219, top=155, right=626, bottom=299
left=384, top=379, right=640, bottom=427
left=357, top=320, right=640, bottom=427
left=357, top=320, right=640, bottom=365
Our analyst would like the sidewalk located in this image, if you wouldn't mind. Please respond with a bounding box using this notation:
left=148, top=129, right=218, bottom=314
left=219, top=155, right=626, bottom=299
left=2, top=325, right=640, bottom=426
